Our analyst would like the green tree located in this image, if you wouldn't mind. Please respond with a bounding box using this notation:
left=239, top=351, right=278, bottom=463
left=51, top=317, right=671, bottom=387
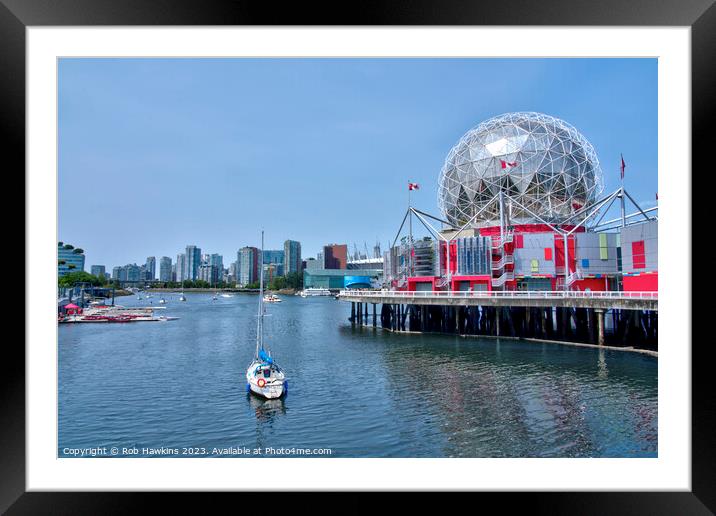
left=58, top=271, right=103, bottom=287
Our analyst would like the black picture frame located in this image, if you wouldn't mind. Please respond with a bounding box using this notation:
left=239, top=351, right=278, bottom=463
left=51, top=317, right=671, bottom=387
left=4, top=0, right=714, bottom=512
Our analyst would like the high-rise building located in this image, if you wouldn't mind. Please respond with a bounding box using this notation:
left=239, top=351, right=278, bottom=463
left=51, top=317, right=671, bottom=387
left=209, top=253, right=223, bottom=272
left=90, top=265, right=105, bottom=278
left=145, top=256, right=156, bottom=280
left=317, top=251, right=324, bottom=268
left=126, top=264, right=141, bottom=282
left=305, top=257, right=321, bottom=270
left=263, top=264, right=279, bottom=284
left=283, top=240, right=302, bottom=275
left=263, top=250, right=284, bottom=276
left=197, top=253, right=223, bottom=285
left=323, top=244, right=348, bottom=269
left=159, top=256, right=172, bottom=282
left=57, top=242, right=85, bottom=277
left=112, top=266, right=122, bottom=281
left=185, top=245, right=201, bottom=281
left=176, top=253, right=186, bottom=283
left=239, top=247, right=259, bottom=286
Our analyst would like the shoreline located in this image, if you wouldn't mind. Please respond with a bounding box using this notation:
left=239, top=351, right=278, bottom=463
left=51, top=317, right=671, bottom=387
left=145, top=288, right=298, bottom=295
left=375, top=327, right=658, bottom=357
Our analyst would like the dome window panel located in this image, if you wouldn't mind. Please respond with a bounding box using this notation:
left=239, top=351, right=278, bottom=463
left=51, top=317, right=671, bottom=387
left=437, top=112, right=603, bottom=226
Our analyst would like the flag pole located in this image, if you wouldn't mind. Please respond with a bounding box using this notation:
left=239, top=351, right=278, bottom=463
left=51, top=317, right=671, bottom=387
left=408, top=180, right=413, bottom=277
left=620, top=154, right=626, bottom=228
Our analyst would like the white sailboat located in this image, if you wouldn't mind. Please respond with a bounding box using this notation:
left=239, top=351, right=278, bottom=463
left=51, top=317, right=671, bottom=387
left=246, top=231, right=287, bottom=399
left=179, top=279, right=187, bottom=302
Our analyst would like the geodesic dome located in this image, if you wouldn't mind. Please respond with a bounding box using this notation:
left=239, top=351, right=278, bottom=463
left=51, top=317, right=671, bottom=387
left=437, top=112, right=603, bottom=227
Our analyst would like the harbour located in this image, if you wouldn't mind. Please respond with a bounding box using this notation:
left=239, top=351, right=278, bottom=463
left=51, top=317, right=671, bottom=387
left=58, top=292, right=658, bottom=458
left=54, top=60, right=663, bottom=465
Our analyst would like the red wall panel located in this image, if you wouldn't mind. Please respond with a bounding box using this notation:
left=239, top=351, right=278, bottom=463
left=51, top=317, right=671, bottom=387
left=623, top=273, right=658, bottom=292
left=572, top=278, right=609, bottom=292
left=632, top=240, right=646, bottom=269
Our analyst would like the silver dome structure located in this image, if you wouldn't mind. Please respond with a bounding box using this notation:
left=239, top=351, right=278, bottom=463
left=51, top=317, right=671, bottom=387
left=437, top=112, right=604, bottom=227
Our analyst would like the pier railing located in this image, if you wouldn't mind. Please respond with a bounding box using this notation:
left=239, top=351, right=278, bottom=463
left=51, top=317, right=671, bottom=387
left=338, top=290, right=658, bottom=300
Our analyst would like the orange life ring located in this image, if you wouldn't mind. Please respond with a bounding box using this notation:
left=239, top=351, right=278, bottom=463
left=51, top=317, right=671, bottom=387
left=257, top=378, right=266, bottom=388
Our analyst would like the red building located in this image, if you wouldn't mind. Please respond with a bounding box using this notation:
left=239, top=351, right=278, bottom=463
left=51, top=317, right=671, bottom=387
left=324, top=244, right=348, bottom=269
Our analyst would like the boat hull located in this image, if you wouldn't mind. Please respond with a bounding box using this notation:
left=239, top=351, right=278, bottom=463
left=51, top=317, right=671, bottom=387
left=247, top=381, right=285, bottom=399
left=246, top=359, right=286, bottom=399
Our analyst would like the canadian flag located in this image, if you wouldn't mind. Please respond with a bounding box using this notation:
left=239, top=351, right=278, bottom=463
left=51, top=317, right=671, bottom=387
left=408, top=182, right=420, bottom=190
left=500, top=159, right=518, bottom=169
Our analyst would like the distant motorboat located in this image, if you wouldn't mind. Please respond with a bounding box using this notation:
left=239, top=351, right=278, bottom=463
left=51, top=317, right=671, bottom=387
left=159, top=297, right=167, bottom=304
left=263, top=293, right=281, bottom=303
left=220, top=293, right=234, bottom=298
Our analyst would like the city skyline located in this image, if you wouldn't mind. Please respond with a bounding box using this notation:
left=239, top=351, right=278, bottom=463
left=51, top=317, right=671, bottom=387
left=59, top=58, right=657, bottom=269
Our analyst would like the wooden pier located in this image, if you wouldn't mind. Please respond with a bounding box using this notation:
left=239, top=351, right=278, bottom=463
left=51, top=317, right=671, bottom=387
left=339, top=290, right=657, bottom=349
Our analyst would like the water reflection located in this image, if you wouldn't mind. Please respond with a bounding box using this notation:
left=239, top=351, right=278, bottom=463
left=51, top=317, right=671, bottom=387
left=248, top=394, right=286, bottom=423
left=374, top=333, right=656, bottom=457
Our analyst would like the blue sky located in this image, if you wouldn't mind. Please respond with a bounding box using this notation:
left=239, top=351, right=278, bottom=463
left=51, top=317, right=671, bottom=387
left=59, top=58, right=657, bottom=270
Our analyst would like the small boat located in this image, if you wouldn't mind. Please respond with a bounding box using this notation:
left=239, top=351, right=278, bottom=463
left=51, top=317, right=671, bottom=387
left=179, top=291, right=187, bottom=302
left=220, top=293, right=234, bottom=298
left=212, top=292, right=218, bottom=301
left=246, top=231, right=287, bottom=400
left=263, top=293, right=281, bottom=303
left=159, top=297, right=167, bottom=304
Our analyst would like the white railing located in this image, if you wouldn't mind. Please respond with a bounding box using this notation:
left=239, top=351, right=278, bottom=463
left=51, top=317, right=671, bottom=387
left=339, top=290, right=658, bottom=300
left=490, top=255, right=514, bottom=270
left=491, top=271, right=515, bottom=287
left=566, top=270, right=583, bottom=286
left=491, top=231, right=514, bottom=247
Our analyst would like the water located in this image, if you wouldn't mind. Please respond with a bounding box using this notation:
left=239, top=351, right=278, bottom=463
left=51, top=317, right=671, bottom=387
left=58, top=293, right=657, bottom=458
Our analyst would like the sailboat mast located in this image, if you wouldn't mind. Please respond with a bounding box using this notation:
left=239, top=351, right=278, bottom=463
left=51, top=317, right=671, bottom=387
left=256, top=230, right=265, bottom=356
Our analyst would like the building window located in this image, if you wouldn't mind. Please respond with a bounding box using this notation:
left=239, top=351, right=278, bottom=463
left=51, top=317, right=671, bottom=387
left=599, top=233, right=609, bottom=260
left=632, top=241, right=646, bottom=269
